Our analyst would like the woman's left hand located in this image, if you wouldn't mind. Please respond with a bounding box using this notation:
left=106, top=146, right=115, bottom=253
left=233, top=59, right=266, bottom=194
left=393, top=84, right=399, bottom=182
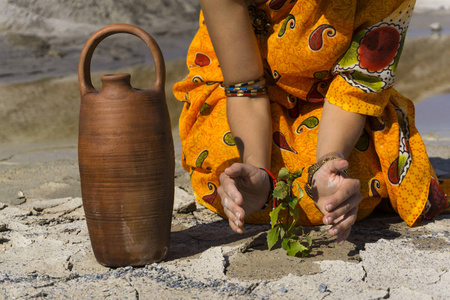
left=310, top=158, right=362, bottom=245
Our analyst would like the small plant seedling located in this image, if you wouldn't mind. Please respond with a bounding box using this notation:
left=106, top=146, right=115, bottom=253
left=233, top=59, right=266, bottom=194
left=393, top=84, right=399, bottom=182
left=267, top=167, right=312, bottom=257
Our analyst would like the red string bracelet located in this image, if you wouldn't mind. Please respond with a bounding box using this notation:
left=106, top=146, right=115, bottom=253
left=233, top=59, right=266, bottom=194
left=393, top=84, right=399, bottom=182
left=259, top=168, right=278, bottom=210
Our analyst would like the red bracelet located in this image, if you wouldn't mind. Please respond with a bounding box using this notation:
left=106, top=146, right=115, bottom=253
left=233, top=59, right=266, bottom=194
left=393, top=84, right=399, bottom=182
left=259, top=168, right=278, bottom=210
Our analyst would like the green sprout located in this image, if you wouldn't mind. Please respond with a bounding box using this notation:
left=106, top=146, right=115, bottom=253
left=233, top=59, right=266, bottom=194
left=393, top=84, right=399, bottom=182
left=267, top=167, right=312, bottom=257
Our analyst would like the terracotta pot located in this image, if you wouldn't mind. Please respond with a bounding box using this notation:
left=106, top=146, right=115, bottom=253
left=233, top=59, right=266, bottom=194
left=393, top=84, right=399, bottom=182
left=78, top=24, right=174, bottom=267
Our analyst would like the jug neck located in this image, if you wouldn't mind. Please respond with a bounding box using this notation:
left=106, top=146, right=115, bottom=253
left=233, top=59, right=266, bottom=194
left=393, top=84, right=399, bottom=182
left=100, top=73, right=133, bottom=94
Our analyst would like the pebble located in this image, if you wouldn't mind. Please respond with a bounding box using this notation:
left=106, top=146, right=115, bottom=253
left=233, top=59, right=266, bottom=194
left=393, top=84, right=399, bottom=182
left=17, top=190, right=25, bottom=199
left=280, top=287, right=288, bottom=293
left=0, top=224, right=8, bottom=232
left=318, top=283, right=327, bottom=293
left=177, top=201, right=197, bottom=214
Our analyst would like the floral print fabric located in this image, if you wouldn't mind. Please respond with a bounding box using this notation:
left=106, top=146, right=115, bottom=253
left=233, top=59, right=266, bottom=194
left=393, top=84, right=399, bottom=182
left=173, top=0, right=449, bottom=226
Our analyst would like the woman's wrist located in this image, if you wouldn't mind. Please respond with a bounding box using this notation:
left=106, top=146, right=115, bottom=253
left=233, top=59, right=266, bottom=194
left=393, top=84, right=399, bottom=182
left=316, top=151, right=345, bottom=163
left=259, top=167, right=277, bottom=211
left=305, top=153, right=350, bottom=200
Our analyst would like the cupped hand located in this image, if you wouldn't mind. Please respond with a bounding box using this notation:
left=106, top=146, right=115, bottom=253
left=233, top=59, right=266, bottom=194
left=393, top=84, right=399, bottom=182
left=218, top=163, right=270, bottom=234
left=310, top=158, right=362, bottom=245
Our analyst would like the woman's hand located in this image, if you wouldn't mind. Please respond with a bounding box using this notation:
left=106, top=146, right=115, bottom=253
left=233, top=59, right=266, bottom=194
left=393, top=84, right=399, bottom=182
left=310, top=158, right=362, bottom=245
left=218, top=163, right=270, bottom=234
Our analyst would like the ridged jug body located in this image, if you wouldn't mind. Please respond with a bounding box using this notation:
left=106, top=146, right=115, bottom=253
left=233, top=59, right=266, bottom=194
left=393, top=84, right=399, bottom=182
left=78, top=24, right=174, bottom=267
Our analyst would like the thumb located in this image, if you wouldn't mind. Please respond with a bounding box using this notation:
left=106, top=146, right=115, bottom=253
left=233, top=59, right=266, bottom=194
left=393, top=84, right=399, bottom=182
left=225, top=163, right=257, bottom=179
left=324, top=158, right=349, bottom=173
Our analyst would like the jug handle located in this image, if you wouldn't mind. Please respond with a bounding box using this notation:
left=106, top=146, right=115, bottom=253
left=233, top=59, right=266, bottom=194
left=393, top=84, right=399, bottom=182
left=78, top=24, right=165, bottom=98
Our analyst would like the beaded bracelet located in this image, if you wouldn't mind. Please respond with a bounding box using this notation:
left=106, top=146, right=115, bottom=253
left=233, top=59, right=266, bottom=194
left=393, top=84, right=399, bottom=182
left=224, top=76, right=267, bottom=97
left=259, top=168, right=278, bottom=211
left=225, top=90, right=267, bottom=97
left=304, top=155, right=350, bottom=200
left=226, top=84, right=267, bottom=92
left=225, top=76, right=264, bottom=88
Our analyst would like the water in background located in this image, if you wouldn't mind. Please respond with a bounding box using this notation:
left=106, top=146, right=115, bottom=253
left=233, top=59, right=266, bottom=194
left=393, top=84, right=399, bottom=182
left=415, top=93, right=450, bottom=145
left=408, top=28, right=450, bottom=36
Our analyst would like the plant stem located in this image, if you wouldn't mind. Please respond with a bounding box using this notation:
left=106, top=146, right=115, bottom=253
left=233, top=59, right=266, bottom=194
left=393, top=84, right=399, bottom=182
left=285, top=179, right=292, bottom=234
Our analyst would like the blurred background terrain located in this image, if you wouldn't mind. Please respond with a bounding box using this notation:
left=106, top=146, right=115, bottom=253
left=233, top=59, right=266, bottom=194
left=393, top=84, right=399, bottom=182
left=0, top=0, right=450, bottom=144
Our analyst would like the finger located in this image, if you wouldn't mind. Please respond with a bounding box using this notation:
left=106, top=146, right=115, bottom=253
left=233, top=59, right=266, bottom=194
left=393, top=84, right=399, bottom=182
left=221, top=193, right=246, bottom=222
left=328, top=206, right=358, bottom=243
left=323, top=191, right=362, bottom=225
left=223, top=204, right=244, bottom=234
left=225, top=163, right=258, bottom=179
left=337, top=227, right=351, bottom=245
left=219, top=172, right=244, bottom=206
left=223, top=205, right=244, bottom=234
left=228, top=218, right=244, bottom=234
left=324, top=179, right=361, bottom=213
left=224, top=163, right=244, bottom=177
left=218, top=183, right=243, bottom=222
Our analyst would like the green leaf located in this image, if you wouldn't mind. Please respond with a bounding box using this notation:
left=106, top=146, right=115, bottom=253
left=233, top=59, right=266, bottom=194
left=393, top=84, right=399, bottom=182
left=286, top=240, right=307, bottom=257
left=279, top=226, right=286, bottom=239
left=286, top=196, right=298, bottom=210
left=273, top=181, right=288, bottom=199
left=285, top=196, right=298, bottom=209
left=269, top=205, right=283, bottom=228
left=296, top=184, right=304, bottom=200
left=287, top=221, right=297, bottom=236
left=290, top=169, right=303, bottom=181
left=305, top=235, right=312, bottom=247
left=281, top=238, right=290, bottom=251
left=267, top=227, right=279, bottom=250
left=277, top=167, right=289, bottom=182
left=292, top=207, right=300, bottom=222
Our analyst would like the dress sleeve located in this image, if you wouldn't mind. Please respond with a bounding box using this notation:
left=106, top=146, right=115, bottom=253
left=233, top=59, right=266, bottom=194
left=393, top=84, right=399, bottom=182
left=326, top=0, right=415, bottom=117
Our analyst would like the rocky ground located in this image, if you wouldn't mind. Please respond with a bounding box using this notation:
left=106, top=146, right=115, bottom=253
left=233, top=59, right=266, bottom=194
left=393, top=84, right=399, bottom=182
left=1, top=0, right=450, bottom=299
left=0, top=126, right=449, bottom=299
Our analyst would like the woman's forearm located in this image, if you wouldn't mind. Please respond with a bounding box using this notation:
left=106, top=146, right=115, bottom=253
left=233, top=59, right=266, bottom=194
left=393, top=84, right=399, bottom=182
left=227, top=96, right=272, bottom=168
left=200, top=0, right=263, bottom=84
left=316, top=100, right=366, bottom=161
left=201, top=0, right=271, bottom=168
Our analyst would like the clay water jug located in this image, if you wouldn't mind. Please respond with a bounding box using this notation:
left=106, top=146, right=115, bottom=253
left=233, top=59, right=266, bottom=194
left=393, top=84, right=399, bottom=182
left=78, top=24, right=174, bottom=267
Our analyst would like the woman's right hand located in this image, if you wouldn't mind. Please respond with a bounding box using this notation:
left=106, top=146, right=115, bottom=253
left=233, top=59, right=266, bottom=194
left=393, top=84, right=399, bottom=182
left=310, top=158, right=362, bottom=245
left=218, top=163, right=271, bottom=234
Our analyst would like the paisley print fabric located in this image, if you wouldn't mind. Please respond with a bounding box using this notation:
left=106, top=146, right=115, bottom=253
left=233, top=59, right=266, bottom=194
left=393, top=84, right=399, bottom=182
left=173, top=0, right=449, bottom=227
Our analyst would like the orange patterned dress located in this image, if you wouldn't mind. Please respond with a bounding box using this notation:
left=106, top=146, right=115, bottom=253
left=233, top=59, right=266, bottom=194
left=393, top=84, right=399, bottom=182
left=173, top=0, right=449, bottom=226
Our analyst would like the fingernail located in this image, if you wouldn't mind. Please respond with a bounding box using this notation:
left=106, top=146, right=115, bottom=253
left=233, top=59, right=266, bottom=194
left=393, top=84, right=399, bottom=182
left=326, top=204, right=333, bottom=212
left=223, top=197, right=228, bottom=208
left=331, top=228, right=338, bottom=236
left=324, top=217, right=333, bottom=225
left=236, top=212, right=241, bottom=221
left=235, top=219, right=240, bottom=227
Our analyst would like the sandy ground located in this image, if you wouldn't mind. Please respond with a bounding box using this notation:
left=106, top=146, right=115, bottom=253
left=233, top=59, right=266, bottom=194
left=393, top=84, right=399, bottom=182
left=1, top=1, right=450, bottom=299
left=1, top=127, right=449, bottom=299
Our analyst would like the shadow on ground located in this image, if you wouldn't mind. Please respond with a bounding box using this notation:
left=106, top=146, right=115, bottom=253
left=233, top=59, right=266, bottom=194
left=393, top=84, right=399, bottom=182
left=166, top=209, right=420, bottom=280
